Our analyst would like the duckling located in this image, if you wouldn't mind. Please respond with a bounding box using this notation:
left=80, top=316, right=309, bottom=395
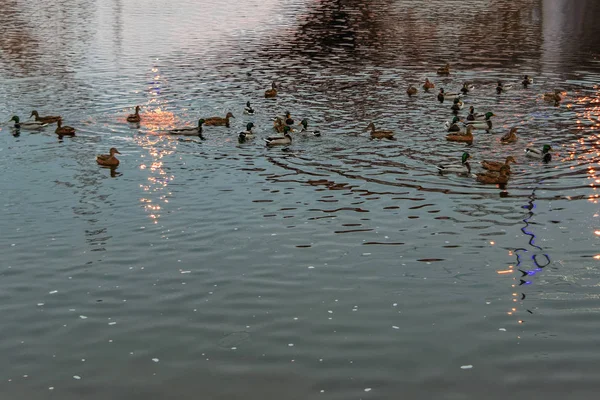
left=30, top=110, right=61, bottom=124
left=543, top=90, right=562, bottom=103
left=9, top=115, right=48, bottom=130
left=481, top=155, right=517, bottom=173
left=55, top=118, right=76, bottom=136
left=265, top=126, right=292, bottom=146
left=437, top=63, right=450, bottom=75
left=500, top=127, right=518, bottom=144
left=522, top=75, right=533, bottom=87
left=446, top=125, right=474, bottom=142
left=525, top=144, right=552, bottom=163
left=407, top=85, right=418, bottom=97
left=244, top=101, right=255, bottom=115
left=460, top=82, right=475, bottom=95
left=203, top=112, right=235, bottom=127
left=423, top=78, right=435, bottom=91
left=96, top=148, right=121, bottom=167
left=265, top=82, right=278, bottom=98
left=168, top=119, right=205, bottom=138
left=297, top=119, right=321, bottom=137
left=437, top=152, right=471, bottom=175
left=476, top=165, right=510, bottom=184
left=366, top=122, right=394, bottom=140
left=127, top=106, right=141, bottom=123
left=238, top=122, right=255, bottom=142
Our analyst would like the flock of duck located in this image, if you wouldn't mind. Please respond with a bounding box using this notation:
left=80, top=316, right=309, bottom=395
left=6, top=63, right=559, bottom=179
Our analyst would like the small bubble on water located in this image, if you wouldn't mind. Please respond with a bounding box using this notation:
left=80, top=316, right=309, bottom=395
left=73, top=376, right=81, bottom=380
left=364, top=388, right=372, bottom=392
left=152, top=358, right=159, bottom=363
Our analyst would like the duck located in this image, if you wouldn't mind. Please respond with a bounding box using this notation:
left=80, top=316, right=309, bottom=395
left=55, top=118, right=76, bottom=136
left=446, top=124, right=474, bottom=142
left=127, top=106, right=141, bottom=123
left=450, top=97, right=464, bottom=113
left=238, top=122, right=255, bottom=142
left=167, top=118, right=205, bottom=138
left=244, top=101, right=255, bottom=115
left=437, top=63, right=450, bottom=75
left=465, top=112, right=494, bottom=132
left=203, top=112, right=235, bottom=127
left=445, top=116, right=462, bottom=132
left=265, top=82, right=278, bottom=98
left=265, top=126, right=292, bottom=146
left=476, top=165, right=510, bottom=184
left=522, top=75, right=533, bottom=87
left=297, top=119, right=321, bottom=137
left=543, top=90, right=562, bottom=103
left=437, top=88, right=460, bottom=103
left=96, top=148, right=121, bottom=167
left=500, top=127, right=518, bottom=144
left=481, top=155, right=517, bottom=173
left=496, top=81, right=513, bottom=94
left=525, top=144, right=552, bottom=163
left=273, top=111, right=294, bottom=133
left=423, top=78, right=435, bottom=91
left=460, top=82, right=475, bottom=95
left=437, top=152, right=471, bottom=175
left=30, top=110, right=61, bottom=124
left=466, top=106, right=484, bottom=121
left=366, top=122, right=394, bottom=140
left=407, top=85, right=418, bottom=96
left=9, top=115, right=48, bottom=130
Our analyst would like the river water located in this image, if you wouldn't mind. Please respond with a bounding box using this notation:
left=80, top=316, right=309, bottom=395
left=1, top=0, right=599, bottom=399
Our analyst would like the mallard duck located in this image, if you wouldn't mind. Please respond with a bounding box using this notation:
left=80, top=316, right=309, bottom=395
left=522, top=75, right=533, bottom=87
left=265, top=126, right=292, bottom=146
left=525, top=144, right=552, bottom=163
left=273, top=112, right=294, bottom=133
left=167, top=119, right=205, bottom=138
left=445, top=116, right=462, bottom=132
left=476, top=165, right=510, bottom=184
left=437, top=152, right=471, bottom=175
left=96, top=148, right=121, bottom=167
left=465, top=112, right=494, bottom=132
left=366, top=122, right=394, bottom=140
left=204, top=112, right=235, bottom=127
left=496, top=81, right=513, bottom=94
left=407, top=85, right=418, bottom=96
left=423, top=78, right=435, bottom=91
left=30, top=110, right=61, bottom=124
left=460, top=83, right=475, bottom=95
left=238, top=122, right=255, bottom=142
left=297, top=119, right=321, bottom=137
left=437, top=63, right=450, bottom=75
left=9, top=115, right=48, bottom=130
left=500, top=127, right=518, bottom=144
left=466, top=106, right=484, bottom=121
left=437, top=88, right=460, bottom=103
left=481, top=155, right=517, bottom=173
left=543, top=90, right=562, bottom=103
left=244, top=101, right=255, bottom=115
left=55, top=118, right=76, bottom=136
left=265, top=82, right=277, bottom=98
left=450, top=97, right=464, bottom=113
left=446, top=125, right=474, bottom=142
left=127, top=106, right=141, bottom=123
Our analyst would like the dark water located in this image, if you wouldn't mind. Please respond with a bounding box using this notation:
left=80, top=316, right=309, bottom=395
left=1, top=0, right=600, bottom=399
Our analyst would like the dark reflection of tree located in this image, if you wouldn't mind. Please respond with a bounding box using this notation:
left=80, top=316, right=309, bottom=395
left=512, top=188, right=552, bottom=322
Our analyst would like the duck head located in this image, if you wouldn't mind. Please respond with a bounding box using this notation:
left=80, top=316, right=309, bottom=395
left=484, top=112, right=495, bottom=120
left=246, top=122, right=254, bottom=131
left=505, top=156, right=517, bottom=165
left=109, top=148, right=121, bottom=155
left=461, top=152, right=471, bottom=164
left=10, top=116, right=19, bottom=123
left=542, top=144, right=552, bottom=153
left=300, top=119, right=308, bottom=129
left=225, top=112, right=235, bottom=119
left=197, top=119, right=205, bottom=127
left=30, top=111, right=39, bottom=118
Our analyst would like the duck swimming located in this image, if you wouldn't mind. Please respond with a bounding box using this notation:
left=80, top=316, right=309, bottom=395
left=9, top=115, right=48, bottom=130
left=366, top=122, right=394, bottom=140
left=525, top=144, right=552, bottom=163
left=522, top=75, right=533, bottom=87
left=127, top=106, right=141, bottom=123
left=481, top=155, right=517, bottom=173
left=465, top=112, right=495, bottom=132
left=238, top=122, right=255, bottom=142
left=204, top=112, right=235, bottom=127
left=543, top=90, right=562, bottom=103
left=265, top=82, right=277, bottom=98
left=298, top=119, right=321, bottom=137
left=446, top=124, right=474, bottom=143
left=96, top=148, right=121, bottom=167
left=450, top=97, right=464, bottom=113
left=265, top=126, right=292, bottom=146
left=476, top=165, right=510, bottom=184
left=167, top=119, right=205, bottom=138
left=55, top=118, right=76, bottom=136
left=437, top=152, right=471, bottom=175
left=244, top=101, right=255, bottom=115
left=437, top=63, right=450, bottom=75
left=446, top=116, right=462, bottom=132
left=30, top=110, right=61, bottom=124
left=423, top=78, right=435, bottom=91
left=500, top=127, right=518, bottom=144
left=460, top=82, right=475, bottom=95
left=407, top=85, right=418, bottom=97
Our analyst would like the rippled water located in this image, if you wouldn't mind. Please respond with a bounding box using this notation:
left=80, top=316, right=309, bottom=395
left=1, top=0, right=600, bottom=399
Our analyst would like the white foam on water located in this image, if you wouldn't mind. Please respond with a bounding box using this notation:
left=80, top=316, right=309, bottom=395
left=79, top=316, right=87, bottom=319
left=152, top=358, right=159, bottom=363
left=364, top=388, right=372, bottom=392
left=49, top=291, right=58, bottom=294
left=461, top=365, right=473, bottom=369
left=73, top=375, right=81, bottom=380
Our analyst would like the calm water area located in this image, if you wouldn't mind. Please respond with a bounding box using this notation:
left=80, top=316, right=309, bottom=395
left=1, top=0, right=600, bottom=399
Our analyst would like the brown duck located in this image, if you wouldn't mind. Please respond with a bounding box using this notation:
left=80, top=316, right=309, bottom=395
left=406, top=85, right=418, bottom=96
left=127, top=106, right=141, bottom=123
left=366, top=122, right=394, bottom=140
left=500, top=127, right=518, bottom=144
left=481, top=156, right=517, bottom=173
left=265, top=82, right=277, bottom=98
left=423, top=78, right=435, bottom=90
left=203, top=112, right=235, bottom=127
left=437, top=63, right=450, bottom=75
left=30, top=110, right=61, bottom=124
left=446, top=124, right=474, bottom=143
left=55, top=119, right=76, bottom=136
left=96, top=148, right=121, bottom=167
left=476, top=165, right=510, bottom=184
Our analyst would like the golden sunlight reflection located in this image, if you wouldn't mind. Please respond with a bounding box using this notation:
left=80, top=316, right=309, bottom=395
left=134, top=64, right=177, bottom=224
